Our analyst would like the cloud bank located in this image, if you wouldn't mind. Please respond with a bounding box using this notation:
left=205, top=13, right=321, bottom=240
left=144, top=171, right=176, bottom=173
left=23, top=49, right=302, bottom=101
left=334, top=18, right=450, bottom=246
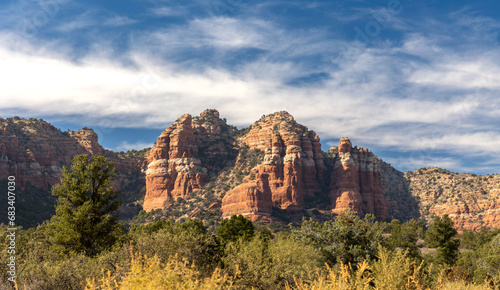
left=0, top=1, right=499, bottom=174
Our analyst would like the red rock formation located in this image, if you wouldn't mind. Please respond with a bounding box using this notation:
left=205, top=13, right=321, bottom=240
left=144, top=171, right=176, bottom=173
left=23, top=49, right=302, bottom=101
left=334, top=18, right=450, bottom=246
left=221, top=172, right=273, bottom=221
left=144, top=109, right=237, bottom=212
left=224, top=112, right=325, bottom=216
left=144, top=114, right=207, bottom=211
left=0, top=118, right=142, bottom=192
left=430, top=198, right=500, bottom=232
left=330, top=138, right=389, bottom=219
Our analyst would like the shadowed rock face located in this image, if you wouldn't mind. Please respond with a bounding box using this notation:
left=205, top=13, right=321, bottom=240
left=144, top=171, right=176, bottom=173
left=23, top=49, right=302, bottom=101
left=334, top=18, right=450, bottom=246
left=330, top=138, right=389, bottom=219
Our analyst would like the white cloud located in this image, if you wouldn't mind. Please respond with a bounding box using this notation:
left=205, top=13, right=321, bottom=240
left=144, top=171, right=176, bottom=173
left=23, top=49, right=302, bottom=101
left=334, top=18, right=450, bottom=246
left=383, top=156, right=462, bottom=172
left=103, top=15, right=137, bottom=27
left=1, top=5, right=500, bottom=173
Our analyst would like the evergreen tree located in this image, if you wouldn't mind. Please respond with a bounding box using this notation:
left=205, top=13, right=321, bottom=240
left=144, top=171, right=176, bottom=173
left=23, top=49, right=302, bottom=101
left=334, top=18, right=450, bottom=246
left=217, top=215, right=254, bottom=247
left=48, top=154, right=123, bottom=256
left=388, top=219, right=423, bottom=258
left=425, top=214, right=459, bottom=265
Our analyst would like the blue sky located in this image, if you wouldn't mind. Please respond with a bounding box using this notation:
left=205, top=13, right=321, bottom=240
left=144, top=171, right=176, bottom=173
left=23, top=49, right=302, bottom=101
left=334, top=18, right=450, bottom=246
left=1, top=0, right=500, bottom=174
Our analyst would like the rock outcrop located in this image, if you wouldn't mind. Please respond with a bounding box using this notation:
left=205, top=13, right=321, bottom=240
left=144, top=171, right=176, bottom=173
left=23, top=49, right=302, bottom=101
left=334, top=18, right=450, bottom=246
left=144, top=109, right=237, bottom=211
left=404, top=168, right=500, bottom=231
left=221, top=172, right=273, bottom=221
left=330, top=138, right=389, bottom=219
left=223, top=112, right=325, bottom=218
left=145, top=114, right=207, bottom=211
left=0, top=117, right=143, bottom=191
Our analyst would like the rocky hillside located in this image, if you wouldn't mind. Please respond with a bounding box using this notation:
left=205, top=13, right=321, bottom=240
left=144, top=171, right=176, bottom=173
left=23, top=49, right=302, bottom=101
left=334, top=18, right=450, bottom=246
left=405, top=167, right=500, bottom=231
left=0, top=117, right=146, bottom=227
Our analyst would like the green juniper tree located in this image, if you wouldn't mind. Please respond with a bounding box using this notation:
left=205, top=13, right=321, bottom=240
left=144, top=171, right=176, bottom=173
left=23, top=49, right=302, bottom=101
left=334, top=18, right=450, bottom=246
left=48, top=154, right=123, bottom=257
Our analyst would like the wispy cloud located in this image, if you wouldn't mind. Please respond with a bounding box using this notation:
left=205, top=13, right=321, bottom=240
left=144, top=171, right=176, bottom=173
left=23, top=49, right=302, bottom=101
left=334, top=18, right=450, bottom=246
left=1, top=1, right=500, bottom=173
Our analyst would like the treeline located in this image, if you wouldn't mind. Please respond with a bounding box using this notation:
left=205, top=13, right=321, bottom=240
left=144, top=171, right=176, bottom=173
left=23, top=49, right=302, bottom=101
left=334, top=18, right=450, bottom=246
left=1, top=155, right=499, bottom=289
left=1, top=212, right=500, bottom=289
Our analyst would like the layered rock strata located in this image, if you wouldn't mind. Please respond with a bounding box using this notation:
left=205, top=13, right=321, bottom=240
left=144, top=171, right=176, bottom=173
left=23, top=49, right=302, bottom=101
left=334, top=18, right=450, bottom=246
left=222, top=112, right=325, bottom=218
left=330, top=138, right=389, bottom=219
left=221, top=172, right=273, bottom=221
left=145, top=114, right=207, bottom=211
left=144, top=109, right=237, bottom=211
left=0, top=117, right=142, bottom=191
left=147, top=111, right=390, bottom=222
left=404, top=168, right=500, bottom=231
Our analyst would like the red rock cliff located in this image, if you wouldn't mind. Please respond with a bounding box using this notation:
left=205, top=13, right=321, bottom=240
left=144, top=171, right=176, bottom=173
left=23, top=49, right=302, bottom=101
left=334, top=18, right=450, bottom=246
left=330, top=138, right=389, bottom=219
left=221, top=112, right=324, bottom=218
left=144, top=109, right=237, bottom=212
left=145, top=114, right=207, bottom=211
left=0, top=117, right=143, bottom=192
left=221, top=172, right=273, bottom=221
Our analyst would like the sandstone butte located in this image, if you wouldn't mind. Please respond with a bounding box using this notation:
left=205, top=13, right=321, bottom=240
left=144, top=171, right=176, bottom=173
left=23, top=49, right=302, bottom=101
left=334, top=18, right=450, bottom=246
left=145, top=110, right=390, bottom=221
left=0, top=117, right=143, bottom=192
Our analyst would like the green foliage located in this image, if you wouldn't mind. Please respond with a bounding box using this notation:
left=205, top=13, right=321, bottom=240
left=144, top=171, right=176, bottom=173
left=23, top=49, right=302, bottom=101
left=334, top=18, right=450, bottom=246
left=457, top=233, right=500, bottom=284
left=460, top=228, right=500, bottom=251
left=425, top=215, right=460, bottom=265
left=5, top=213, right=500, bottom=289
left=130, top=218, right=220, bottom=277
left=217, top=215, right=255, bottom=247
left=387, top=219, right=423, bottom=258
left=47, top=154, right=124, bottom=257
left=223, top=232, right=323, bottom=288
left=292, top=209, right=385, bottom=265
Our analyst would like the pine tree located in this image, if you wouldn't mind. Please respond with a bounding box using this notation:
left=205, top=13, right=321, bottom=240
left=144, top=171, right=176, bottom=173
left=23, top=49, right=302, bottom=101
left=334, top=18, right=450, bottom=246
left=425, top=214, right=460, bottom=265
left=48, top=154, right=123, bottom=256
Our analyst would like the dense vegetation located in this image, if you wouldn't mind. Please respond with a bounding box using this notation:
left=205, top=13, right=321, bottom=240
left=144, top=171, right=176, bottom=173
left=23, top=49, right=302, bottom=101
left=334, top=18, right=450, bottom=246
left=2, top=211, right=500, bottom=289
left=1, top=155, right=500, bottom=289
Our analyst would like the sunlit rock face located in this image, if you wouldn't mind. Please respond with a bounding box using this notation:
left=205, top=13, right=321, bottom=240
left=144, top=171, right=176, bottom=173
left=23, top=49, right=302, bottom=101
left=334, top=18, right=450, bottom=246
left=144, top=109, right=237, bottom=211
left=330, top=138, right=389, bottom=219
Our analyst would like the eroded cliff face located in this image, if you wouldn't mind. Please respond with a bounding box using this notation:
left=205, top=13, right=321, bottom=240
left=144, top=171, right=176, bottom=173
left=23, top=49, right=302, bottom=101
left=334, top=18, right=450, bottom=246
left=236, top=112, right=325, bottom=211
left=0, top=117, right=143, bottom=192
left=144, top=109, right=237, bottom=211
left=221, top=172, right=273, bottom=221
left=329, top=138, right=389, bottom=219
left=145, top=114, right=207, bottom=211
left=219, top=113, right=388, bottom=220
left=144, top=111, right=399, bottom=222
